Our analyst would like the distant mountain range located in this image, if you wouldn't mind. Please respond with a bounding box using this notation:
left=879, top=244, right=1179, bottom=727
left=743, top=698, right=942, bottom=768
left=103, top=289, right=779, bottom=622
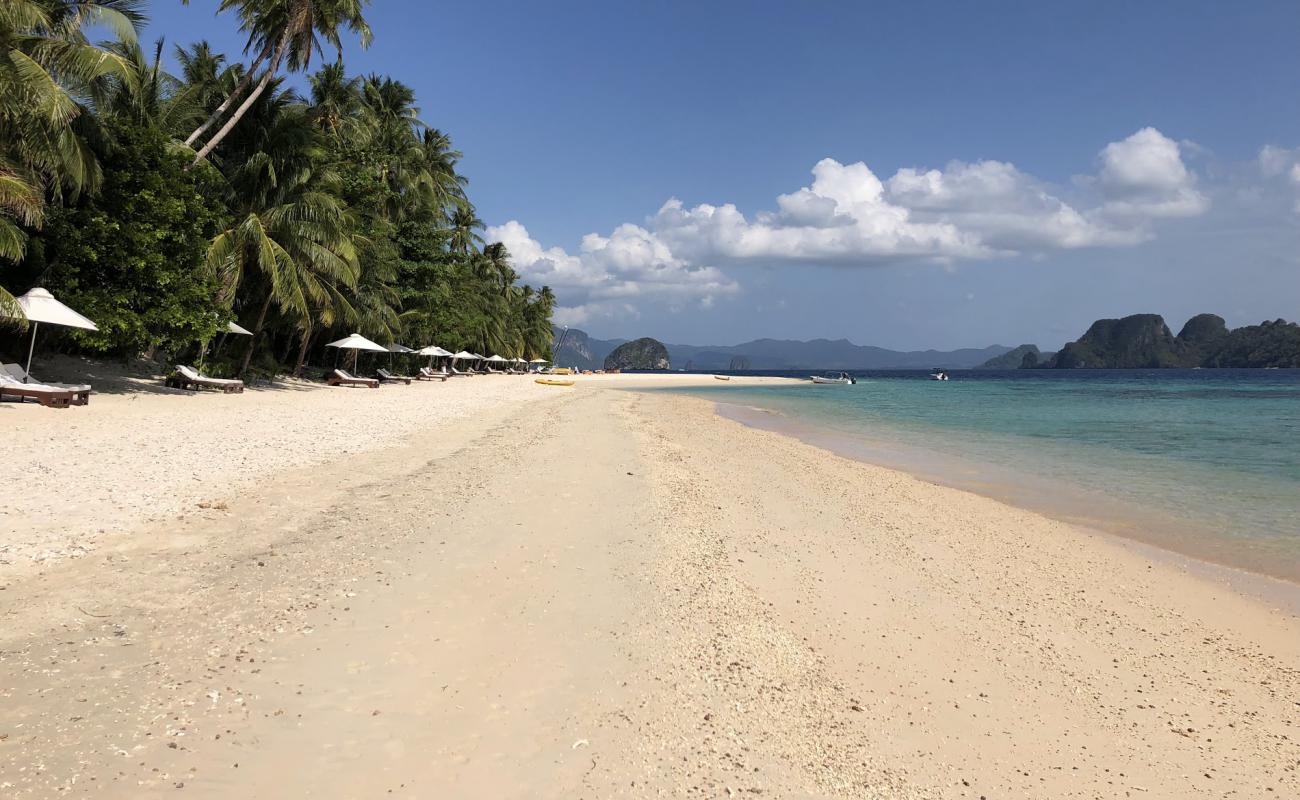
left=551, top=326, right=1014, bottom=370
left=551, top=313, right=1300, bottom=372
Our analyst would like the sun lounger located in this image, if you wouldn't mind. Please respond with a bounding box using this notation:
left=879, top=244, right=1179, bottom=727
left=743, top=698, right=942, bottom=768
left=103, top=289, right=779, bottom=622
left=2, top=363, right=92, bottom=403
left=328, top=368, right=379, bottom=388
left=449, top=366, right=475, bottom=377
left=417, top=367, right=449, bottom=381
left=167, top=365, right=245, bottom=394
left=0, top=373, right=79, bottom=408
left=376, top=368, right=411, bottom=385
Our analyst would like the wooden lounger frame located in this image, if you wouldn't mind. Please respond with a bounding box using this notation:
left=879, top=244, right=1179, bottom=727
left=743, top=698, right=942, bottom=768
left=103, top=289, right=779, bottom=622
left=0, top=383, right=81, bottom=408
left=328, top=370, right=379, bottom=388
left=167, top=367, right=245, bottom=394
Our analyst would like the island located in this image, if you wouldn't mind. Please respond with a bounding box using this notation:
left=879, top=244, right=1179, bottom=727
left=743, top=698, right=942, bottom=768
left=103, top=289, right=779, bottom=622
left=604, top=337, right=671, bottom=370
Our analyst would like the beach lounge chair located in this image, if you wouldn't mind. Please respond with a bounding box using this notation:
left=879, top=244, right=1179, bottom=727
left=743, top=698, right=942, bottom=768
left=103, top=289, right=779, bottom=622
left=328, top=369, right=379, bottom=388
left=167, top=365, right=245, bottom=394
left=449, top=366, right=475, bottom=377
left=417, top=366, right=449, bottom=381
left=376, top=368, right=411, bottom=385
left=0, top=373, right=79, bottom=408
left=3, top=363, right=92, bottom=404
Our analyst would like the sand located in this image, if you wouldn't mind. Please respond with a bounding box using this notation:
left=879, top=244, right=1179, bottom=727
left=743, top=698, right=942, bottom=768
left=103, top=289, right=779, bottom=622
left=1, top=373, right=1297, bottom=797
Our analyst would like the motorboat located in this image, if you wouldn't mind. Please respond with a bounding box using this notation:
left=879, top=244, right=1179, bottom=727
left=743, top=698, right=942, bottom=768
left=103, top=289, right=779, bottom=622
left=929, top=369, right=950, bottom=381
left=810, top=371, right=856, bottom=385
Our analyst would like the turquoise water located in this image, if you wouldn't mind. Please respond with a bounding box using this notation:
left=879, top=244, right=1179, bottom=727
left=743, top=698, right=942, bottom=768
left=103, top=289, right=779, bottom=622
left=665, top=370, right=1300, bottom=581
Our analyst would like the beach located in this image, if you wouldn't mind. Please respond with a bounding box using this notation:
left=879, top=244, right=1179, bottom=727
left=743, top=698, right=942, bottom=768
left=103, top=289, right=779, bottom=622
left=2, top=375, right=1298, bottom=798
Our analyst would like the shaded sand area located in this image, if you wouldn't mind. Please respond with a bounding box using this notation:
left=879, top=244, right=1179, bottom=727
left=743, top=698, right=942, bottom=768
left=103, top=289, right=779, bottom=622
left=2, top=376, right=1298, bottom=797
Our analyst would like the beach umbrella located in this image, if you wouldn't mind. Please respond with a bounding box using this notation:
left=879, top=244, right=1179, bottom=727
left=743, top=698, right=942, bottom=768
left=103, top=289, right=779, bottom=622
left=385, top=342, right=415, bottom=370
left=417, top=345, right=453, bottom=369
left=10, top=288, right=98, bottom=381
left=450, top=350, right=478, bottom=371
left=485, top=354, right=507, bottom=362
left=529, top=358, right=549, bottom=363
left=326, top=332, right=387, bottom=371
left=199, top=318, right=252, bottom=370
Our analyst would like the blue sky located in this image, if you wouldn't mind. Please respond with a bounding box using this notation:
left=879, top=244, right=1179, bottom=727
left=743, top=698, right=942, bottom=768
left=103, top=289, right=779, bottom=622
left=146, top=1, right=1300, bottom=349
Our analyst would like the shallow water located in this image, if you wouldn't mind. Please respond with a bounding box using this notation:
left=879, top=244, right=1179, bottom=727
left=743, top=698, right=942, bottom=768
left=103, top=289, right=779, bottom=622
left=659, top=369, right=1300, bottom=582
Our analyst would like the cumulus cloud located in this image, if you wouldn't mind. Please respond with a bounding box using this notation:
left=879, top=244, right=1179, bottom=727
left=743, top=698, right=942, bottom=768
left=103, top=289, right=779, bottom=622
left=486, top=220, right=738, bottom=324
left=887, top=159, right=1143, bottom=250
left=1095, top=127, right=1209, bottom=219
left=651, top=159, right=989, bottom=265
left=492, top=127, right=1212, bottom=322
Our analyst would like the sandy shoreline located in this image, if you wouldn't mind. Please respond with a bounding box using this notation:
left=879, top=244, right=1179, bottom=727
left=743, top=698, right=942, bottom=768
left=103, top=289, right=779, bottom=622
left=712, top=398, right=1300, bottom=607
left=2, top=375, right=1297, bottom=797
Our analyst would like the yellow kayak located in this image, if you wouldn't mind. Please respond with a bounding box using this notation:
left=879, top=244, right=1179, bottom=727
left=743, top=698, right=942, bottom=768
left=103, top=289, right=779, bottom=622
left=535, top=378, right=575, bottom=387
left=713, top=375, right=731, bottom=381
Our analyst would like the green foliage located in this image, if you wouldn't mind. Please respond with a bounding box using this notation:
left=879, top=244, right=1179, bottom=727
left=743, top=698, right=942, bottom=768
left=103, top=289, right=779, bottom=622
left=0, top=0, right=143, bottom=314
left=38, top=118, right=227, bottom=356
left=2, top=2, right=555, bottom=373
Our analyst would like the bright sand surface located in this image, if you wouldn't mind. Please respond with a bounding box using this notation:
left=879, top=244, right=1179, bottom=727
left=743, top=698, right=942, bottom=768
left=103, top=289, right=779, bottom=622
left=2, top=373, right=1298, bottom=798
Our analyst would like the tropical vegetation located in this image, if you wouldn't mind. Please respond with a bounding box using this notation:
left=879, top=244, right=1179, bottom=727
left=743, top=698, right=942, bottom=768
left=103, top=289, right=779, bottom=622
left=1, top=0, right=554, bottom=376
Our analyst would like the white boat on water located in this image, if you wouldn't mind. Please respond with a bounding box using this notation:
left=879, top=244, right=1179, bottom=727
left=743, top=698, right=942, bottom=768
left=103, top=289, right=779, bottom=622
left=810, top=371, right=856, bottom=385
left=930, top=369, right=949, bottom=381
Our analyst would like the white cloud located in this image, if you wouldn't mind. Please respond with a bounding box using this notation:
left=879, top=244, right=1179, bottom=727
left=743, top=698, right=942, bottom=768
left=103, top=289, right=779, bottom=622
left=651, top=158, right=989, bottom=265
left=1250, top=145, right=1300, bottom=214
left=1095, top=127, right=1209, bottom=219
left=486, top=220, right=738, bottom=324
left=1258, top=145, right=1296, bottom=178
left=490, top=127, right=1213, bottom=321
left=887, top=159, right=1143, bottom=250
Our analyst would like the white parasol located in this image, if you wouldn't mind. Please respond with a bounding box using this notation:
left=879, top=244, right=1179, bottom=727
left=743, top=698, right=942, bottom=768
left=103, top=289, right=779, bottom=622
left=11, top=288, right=98, bottom=380
left=326, top=333, right=387, bottom=371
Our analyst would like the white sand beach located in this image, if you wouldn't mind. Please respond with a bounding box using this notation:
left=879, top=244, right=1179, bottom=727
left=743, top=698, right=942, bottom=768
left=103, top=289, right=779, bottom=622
left=2, top=374, right=1298, bottom=798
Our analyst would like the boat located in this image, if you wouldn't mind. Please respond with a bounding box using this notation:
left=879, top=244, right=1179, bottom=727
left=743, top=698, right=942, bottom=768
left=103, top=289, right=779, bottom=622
left=713, top=375, right=731, bottom=381
left=535, top=378, right=575, bottom=387
left=810, top=371, right=855, bottom=385
left=929, top=369, right=949, bottom=381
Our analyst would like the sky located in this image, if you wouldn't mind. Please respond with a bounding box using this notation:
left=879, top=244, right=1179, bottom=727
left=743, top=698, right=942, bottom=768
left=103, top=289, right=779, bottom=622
left=144, top=1, right=1300, bottom=350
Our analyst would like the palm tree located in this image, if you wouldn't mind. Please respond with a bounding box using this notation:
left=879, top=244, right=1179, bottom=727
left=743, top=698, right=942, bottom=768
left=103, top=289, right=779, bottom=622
left=421, top=128, right=468, bottom=221
left=0, top=0, right=141, bottom=311
left=188, top=0, right=373, bottom=166
left=105, top=38, right=206, bottom=138
left=205, top=85, right=360, bottom=374
left=175, top=40, right=230, bottom=118
left=449, top=205, right=484, bottom=257
left=308, top=61, right=362, bottom=138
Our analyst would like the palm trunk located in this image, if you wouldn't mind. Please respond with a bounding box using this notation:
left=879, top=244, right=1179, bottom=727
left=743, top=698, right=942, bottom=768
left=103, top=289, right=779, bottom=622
left=190, top=32, right=289, bottom=167
left=293, top=325, right=315, bottom=378
left=183, top=45, right=269, bottom=147
left=240, top=293, right=275, bottom=376
left=279, top=332, right=296, bottom=364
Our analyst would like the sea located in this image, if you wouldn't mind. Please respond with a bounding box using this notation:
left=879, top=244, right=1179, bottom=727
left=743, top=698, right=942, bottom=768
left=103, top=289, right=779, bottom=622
left=656, top=369, right=1300, bottom=584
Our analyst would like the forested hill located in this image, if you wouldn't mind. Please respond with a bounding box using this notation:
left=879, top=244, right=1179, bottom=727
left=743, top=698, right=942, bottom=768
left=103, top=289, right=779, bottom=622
left=1042, top=314, right=1300, bottom=369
